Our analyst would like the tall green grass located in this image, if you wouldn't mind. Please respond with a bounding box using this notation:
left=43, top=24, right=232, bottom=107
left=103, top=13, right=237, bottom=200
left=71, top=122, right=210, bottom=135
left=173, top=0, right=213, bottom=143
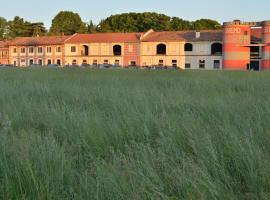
left=0, top=68, right=270, bottom=199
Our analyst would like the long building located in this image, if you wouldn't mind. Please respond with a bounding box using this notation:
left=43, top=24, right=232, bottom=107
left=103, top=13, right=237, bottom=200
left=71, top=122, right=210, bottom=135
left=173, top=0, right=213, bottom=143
left=0, top=20, right=269, bottom=70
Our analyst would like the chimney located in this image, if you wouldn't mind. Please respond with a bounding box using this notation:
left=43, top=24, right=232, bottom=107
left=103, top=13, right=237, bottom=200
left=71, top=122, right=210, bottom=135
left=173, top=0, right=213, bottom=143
left=195, top=31, right=200, bottom=39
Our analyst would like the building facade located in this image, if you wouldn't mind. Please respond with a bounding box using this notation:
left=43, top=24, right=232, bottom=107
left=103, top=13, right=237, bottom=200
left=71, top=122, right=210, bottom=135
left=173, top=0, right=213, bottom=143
left=64, top=33, right=142, bottom=66
left=0, top=41, right=9, bottom=64
left=6, top=35, right=71, bottom=66
left=0, top=20, right=270, bottom=70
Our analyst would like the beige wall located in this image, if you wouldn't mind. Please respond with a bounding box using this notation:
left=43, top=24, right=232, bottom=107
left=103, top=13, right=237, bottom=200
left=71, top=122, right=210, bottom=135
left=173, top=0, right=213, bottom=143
left=140, top=41, right=223, bottom=69
left=64, top=43, right=125, bottom=65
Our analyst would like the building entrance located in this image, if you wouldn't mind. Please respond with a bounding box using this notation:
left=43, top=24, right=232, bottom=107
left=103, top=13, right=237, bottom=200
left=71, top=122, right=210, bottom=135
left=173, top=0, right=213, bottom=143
left=250, top=61, right=260, bottom=71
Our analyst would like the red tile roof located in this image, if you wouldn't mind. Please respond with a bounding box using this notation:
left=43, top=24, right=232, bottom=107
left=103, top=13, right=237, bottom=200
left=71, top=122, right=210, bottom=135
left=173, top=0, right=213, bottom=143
left=0, top=41, right=10, bottom=48
left=141, top=30, right=223, bottom=42
left=65, top=33, right=143, bottom=43
left=8, top=35, right=72, bottom=46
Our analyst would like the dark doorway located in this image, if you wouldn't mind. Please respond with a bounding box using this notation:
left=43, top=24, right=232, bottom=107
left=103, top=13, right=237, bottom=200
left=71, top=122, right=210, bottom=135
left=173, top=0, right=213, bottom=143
left=213, top=60, right=220, bottom=69
left=156, top=44, right=166, bottom=55
left=82, top=45, right=89, bottom=56
left=211, top=43, right=223, bottom=55
left=250, top=46, right=260, bottom=58
left=113, top=45, right=122, bottom=56
left=250, top=61, right=260, bottom=71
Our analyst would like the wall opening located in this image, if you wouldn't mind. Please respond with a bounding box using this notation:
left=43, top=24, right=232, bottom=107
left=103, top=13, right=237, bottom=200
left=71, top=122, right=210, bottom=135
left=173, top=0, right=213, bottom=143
left=184, top=43, right=193, bottom=52
left=211, top=43, right=223, bottom=55
left=82, top=45, right=89, bottom=56
left=156, top=44, right=166, bottom=55
left=113, top=45, right=122, bottom=56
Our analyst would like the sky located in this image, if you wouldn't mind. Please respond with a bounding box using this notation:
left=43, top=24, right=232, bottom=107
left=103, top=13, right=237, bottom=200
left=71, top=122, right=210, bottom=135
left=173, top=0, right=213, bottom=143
left=0, top=0, right=269, bottom=28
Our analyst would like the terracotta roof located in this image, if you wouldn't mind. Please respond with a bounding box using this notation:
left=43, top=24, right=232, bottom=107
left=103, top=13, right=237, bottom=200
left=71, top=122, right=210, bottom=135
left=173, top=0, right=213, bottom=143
left=141, top=30, right=223, bottom=42
left=9, top=35, right=72, bottom=46
left=65, top=33, right=143, bottom=43
left=0, top=41, right=10, bottom=48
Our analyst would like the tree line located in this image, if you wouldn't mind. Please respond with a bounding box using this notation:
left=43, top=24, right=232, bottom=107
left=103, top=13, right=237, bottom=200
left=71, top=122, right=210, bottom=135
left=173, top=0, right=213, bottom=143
left=0, top=11, right=222, bottom=39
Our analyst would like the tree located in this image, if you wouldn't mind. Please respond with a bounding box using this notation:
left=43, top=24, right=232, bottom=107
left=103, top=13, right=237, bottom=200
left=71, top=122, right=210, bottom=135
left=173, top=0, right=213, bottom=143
left=96, top=12, right=222, bottom=33
left=31, top=23, right=47, bottom=36
left=5, top=16, right=47, bottom=39
left=192, top=19, right=221, bottom=30
left=87, top=20, right=97, bottom=33
left=169, top=17, right=191, bottom=31
left=0, top=17, right=8, bottom=39
left=50, top=11, right=85, bottom=35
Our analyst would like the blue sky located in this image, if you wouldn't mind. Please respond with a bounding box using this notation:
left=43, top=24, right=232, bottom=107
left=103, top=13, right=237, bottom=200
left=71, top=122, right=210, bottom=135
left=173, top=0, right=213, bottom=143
left=1, top=0, right=269, bottom=28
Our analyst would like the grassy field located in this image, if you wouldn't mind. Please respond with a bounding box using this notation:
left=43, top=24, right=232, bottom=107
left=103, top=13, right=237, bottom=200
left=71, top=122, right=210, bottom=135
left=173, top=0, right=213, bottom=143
left=0, top=68, right=270, bottom=199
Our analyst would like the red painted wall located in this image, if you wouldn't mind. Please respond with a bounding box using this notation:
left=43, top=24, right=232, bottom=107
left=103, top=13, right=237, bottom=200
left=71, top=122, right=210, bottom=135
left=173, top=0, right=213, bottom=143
left=123, top=43, right=140, bottom=67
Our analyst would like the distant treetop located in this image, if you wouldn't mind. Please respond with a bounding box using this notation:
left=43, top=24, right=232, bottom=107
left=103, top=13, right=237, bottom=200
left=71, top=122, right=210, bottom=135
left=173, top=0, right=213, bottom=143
left=0, top=12, right=222, bottom=39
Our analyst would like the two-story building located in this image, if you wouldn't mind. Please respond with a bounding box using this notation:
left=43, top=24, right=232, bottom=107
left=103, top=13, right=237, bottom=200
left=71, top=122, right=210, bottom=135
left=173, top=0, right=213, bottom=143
left=64, top=32, right=142, bottom=66
left=140, top=29, right=223, bottom=69
left=1, top=20, right=270, bottom=70
left=0, top=41, right=9, bottom=64
left=8, top=35, right=72, bottom=66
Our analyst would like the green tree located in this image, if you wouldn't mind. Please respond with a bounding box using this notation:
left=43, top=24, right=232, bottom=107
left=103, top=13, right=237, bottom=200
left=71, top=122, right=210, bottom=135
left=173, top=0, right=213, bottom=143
left=6, top=16, right=31, bottom=38
left=31, top=23, right=47, bottom=36
left=169, top=17, right=191, bottom=31
left=5, top=16, right=47, bottom=38
left=87, top=20, right=97, bottom=33
left=96, top=12, right=221, bottom=32
left=50, top=11, right=85, bottom=35
left=192, top=19, right=222, bottom=30
left=0, top=17, right=8, bottom=39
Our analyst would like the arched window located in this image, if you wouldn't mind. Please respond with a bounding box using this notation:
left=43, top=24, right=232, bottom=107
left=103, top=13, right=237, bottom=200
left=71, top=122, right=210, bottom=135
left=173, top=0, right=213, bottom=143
left=184, top=43, right=193, bottom=52
left=156, top=44, right=166, bottom=55
left=211, top=43, right=223, bottom=55
left=113, top=45, right=122, bottom=56
left=82, top=45, right=89, bottom=56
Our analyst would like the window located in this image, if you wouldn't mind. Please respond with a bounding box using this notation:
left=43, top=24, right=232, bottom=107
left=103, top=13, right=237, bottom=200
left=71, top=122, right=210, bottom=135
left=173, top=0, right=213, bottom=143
left=82, top=59, right=87, bottom=64
left=57, top=59, right=61, bottom=65
left=72, top=60, right=77, bottom=65
left=93, top=60, right=98, bottom=66
left=185, top=63, right=191, bottom=69
left=199, top=60, right=205, bottom=69
left=21, top=48, right=26, bottom=53
left=113, top=45, right=122, bottom=56
left=115, top=60, right=120, bottom=65
left=250, top=46, right=260, bottom=58
left=29, top=47, right=34, bottom=53
left=156, top=44, right=166, bottom=55
left=29, top=59, right=34, bottom=65
left=104, top=60, right=109, bottom=64
left=213, top=60, right=220, bottom=69
left=158, top=60, right=164, bottom=66
left=47, top=47, right=52, bottom=53
left=56, top=47, right=61, bottom=53
left=71, top=46, right=76, bottom=53
left=13, top=61, right=17, bottom=66
left=172, top=60, right=177, bottom=67
left=184, top=43, right=193, bottom=52
left=47, top=59, right=52, bottom=65
left=38, top=59, right=42, bottom=65
left=211, top=43, right=223, bottom=55
left=21, top=59, right=25, bottom=63
left=38, top=47, right=43, bottom=53
left=13, top=48, right=17, bottom=53
left=130, top=61, right=136, bottom=66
